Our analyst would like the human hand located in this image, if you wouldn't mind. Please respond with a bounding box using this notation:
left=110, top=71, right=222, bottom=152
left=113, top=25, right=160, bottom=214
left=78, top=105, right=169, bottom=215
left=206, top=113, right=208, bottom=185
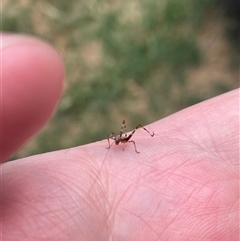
left=1, top=35, right=238, bottom=241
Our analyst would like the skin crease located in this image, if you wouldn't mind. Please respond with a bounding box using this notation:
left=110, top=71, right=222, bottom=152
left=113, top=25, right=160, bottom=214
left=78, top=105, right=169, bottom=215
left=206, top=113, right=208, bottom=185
left=1, top=34, right=239, bottom=241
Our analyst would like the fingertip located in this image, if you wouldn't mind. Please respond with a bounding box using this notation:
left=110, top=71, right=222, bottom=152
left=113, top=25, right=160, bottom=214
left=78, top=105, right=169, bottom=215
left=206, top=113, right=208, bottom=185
left=1, top=34, right=65, bottom=161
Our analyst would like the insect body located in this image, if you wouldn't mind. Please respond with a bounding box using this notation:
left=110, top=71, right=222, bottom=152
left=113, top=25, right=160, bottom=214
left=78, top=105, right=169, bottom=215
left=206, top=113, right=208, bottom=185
left=106, top=120, right=154, bottom=153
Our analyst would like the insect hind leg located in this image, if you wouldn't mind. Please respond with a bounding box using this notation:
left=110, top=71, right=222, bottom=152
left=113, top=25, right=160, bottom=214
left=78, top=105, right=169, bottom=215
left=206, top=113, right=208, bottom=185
left=120, top=120, right=128, bottom=138
left=136, top=124, right=154, bottom=137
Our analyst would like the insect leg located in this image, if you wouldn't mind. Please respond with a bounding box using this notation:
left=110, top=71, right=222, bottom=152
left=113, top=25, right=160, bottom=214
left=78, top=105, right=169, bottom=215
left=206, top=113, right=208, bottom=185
left=120, top=120, right=127, bottom=138
left=125, top=128, right=137, bottom=142
left=106, top=133, right=115, bottom=149
left=128, top=140, right=140, bottom=153
left=136, top=124, right=154, bottom=137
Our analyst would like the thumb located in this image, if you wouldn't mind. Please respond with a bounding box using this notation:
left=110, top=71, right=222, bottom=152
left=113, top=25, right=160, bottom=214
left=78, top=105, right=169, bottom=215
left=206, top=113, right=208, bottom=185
left=1, top=34, right=64, bottom=162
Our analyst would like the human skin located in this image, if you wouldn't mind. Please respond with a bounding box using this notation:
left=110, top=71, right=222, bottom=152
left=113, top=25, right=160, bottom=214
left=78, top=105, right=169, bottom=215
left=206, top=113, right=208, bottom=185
left=1, top=34, right=64, bottom=161
left=1, top=34, right=239, bottom=241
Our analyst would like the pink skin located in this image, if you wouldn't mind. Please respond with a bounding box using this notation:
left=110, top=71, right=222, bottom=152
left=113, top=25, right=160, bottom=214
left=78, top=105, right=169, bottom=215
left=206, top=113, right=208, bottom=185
left=1, top=34, right=64, bottom=161
left=1, top=34, right=239, bottom=241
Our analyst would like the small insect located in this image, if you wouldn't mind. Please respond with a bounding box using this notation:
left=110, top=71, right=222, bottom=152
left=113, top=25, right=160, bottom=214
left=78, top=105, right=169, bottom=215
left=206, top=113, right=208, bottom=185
left=106, top=120, right=154, bottom=153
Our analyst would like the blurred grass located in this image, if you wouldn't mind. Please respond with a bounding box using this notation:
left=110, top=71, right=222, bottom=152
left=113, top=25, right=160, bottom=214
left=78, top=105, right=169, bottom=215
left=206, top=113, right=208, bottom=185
left=2, top=0, right=239, bottom=157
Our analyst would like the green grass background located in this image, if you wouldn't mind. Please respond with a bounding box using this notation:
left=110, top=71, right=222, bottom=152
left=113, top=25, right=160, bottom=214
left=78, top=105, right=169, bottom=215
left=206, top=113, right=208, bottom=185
left=2, top=0, right=239, bottom=157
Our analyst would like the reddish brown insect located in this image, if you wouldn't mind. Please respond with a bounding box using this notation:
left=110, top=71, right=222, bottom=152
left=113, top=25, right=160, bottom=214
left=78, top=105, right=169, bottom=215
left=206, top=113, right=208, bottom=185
left=106, top=120, right=154, bottom=153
